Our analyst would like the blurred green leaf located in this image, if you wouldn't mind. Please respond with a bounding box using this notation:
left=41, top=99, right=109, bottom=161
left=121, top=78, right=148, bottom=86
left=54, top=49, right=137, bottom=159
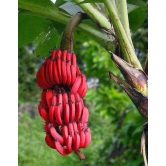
left=128, top=7, right=147, bottom=32
left=51, top=20, right=66, bottom=34
left=33, top=27, right=61, bottom=57
left=18, top=13, right=51, bottom=48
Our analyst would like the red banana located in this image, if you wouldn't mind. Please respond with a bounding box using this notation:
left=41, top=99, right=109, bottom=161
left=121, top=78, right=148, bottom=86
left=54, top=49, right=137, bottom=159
left=45, top=58, right=53, bottom=85
left=66, top=134, right=72, bottom=152
left=70, top=65, right=76, bottom=85
left=39, top=107, right=49, bottom=121
left=73, top=132, right=80, bottom=151
left=48, top=123, right=64, bottom=144
left=48, top=59, right=55, bottom=85
left=45, top=134, right=56, bottom=149
left=40, top=91, right=49, bottom=111
left=77, top=74, right=85, bottom=95
left=77, top=122, right=83, bottom=134
left=68, top=92, right=75, bottom=103
left=66, top=52, right=71, bottom=63
left=61, top=125, right=68, bottom=141
left=51, top=95, right=57, bottom=106
left=61, top=61, right=67, bottom=85
left=77, top=74, right=87, bottom=97
left=61, top=50, right=67, bottom=84
left=66, top=53, right=71, bottom=85
left=62, top=93, right=68, bottom=106
left=68, top=122, right=74, bottom=138
left=68, top=93, right=75, bottom=122
left=46, top=90, right=53, bottom=108
left=75, top=93, right=83, bottom=121
left=36, top=63, right=51, bottom=89
left=53, top=60, right=60, bottom=85
left=49, top=105, right=55, bottom=123
left=62, top=50, right=67, bottom=60
left=66, top=63, right=71, bottom=86
left=71, top=76, right=82, bottom=94
left=79, top=130, right=86, bottom=148
left=57, top=93, right=63, bottom=116
left=81, top=107, right=89, bottom=123
left=54, top=105, right=63, bottom=125
left=75, top=101, right=82, bottom=122
left=50, top=49, right=57, bottom=59
left=64, top=103, right=70, bottom=124
left=43, top=62, right=52, bottom=87
left=56, top=50, right=62, bottom=84
left=72, top=122, right=78, bottom=132
left=71, top=53, right=76, bottom=66
left=54, top=140, right=70, bottom=155
left=80, top=81, right=88, bottom=98
left=83, top=128, right=91, bottom=148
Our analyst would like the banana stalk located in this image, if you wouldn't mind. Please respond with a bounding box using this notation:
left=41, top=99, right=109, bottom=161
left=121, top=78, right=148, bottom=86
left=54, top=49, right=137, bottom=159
left=60, top=12, right=86, bottom=52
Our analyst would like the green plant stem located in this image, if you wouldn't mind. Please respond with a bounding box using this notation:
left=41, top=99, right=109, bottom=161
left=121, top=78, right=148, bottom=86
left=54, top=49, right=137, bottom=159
left=116, top=0, right=133, bottom=48
left=18, top=1, right=116, bottom=52
left=103, top=0, right=142, bottom=70
left=75, top=0, right=111, bottom=30
left=111, top=0, right=117, bottom=11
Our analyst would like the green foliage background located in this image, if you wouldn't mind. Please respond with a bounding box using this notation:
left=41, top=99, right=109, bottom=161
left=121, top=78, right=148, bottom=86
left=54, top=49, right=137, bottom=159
left=18, top=0, right=148, bottom=166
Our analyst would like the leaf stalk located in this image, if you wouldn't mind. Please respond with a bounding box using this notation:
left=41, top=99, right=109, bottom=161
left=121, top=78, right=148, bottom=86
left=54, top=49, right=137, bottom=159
left=103, top=0, right=142, bottom=69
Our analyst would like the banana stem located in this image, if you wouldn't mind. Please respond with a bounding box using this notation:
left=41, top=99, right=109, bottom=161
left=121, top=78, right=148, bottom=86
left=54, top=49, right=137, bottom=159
left=75, top=0, right=111, bottom=30
left=115, top=0, right=134, bottom=48
left=103, top=0, right=142, bottom=70
left=60, top=12, right=85, bottom=52
left=74, top=150, right=85, bottom=160
left=111, top=0, right=117, bottom=11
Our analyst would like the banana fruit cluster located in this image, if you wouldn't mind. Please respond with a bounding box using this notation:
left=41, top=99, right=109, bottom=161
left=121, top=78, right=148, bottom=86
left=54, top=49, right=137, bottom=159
left=36, top=49, right=91, bottom=156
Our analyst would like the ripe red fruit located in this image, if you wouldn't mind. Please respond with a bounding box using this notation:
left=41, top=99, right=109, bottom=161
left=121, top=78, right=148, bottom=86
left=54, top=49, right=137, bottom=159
left=36, top=49, right=91, bottom=156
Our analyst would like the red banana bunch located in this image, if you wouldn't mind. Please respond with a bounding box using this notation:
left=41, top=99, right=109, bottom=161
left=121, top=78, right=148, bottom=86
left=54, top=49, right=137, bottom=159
left=36, top=49, right=91, bottom=156
left=36, top=50, right=88, bottom=98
